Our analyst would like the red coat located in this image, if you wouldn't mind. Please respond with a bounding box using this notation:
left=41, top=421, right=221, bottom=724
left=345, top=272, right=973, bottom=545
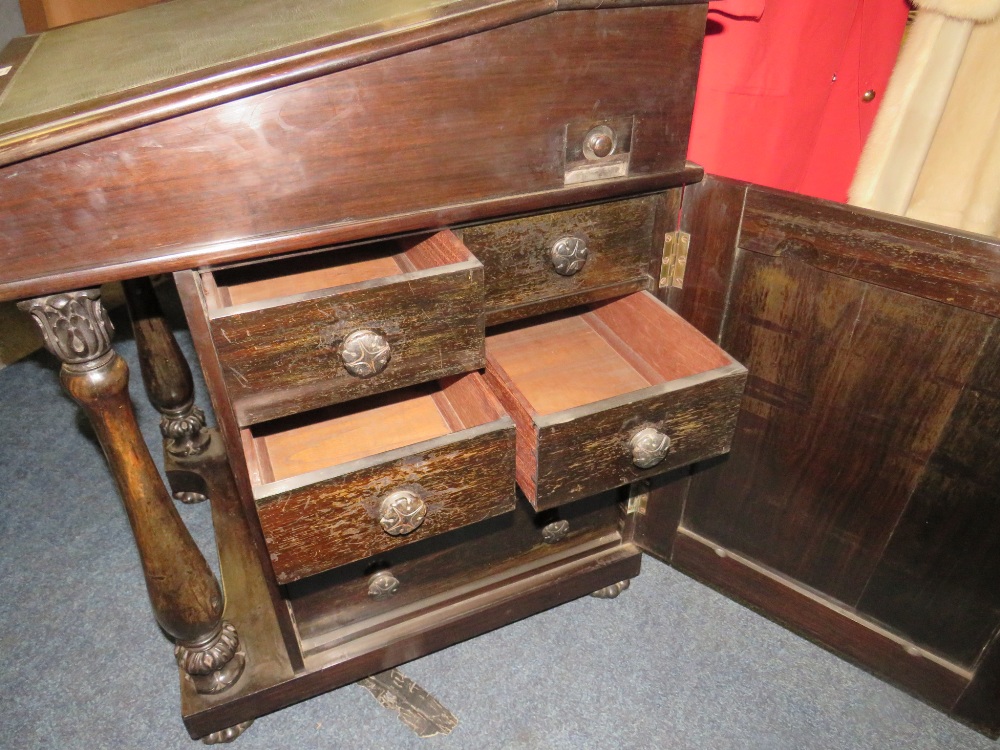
left=688, top=0, right=910, bottom=202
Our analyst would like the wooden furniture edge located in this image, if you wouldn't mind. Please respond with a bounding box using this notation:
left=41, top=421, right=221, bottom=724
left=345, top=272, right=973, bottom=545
left=0, top=166, right=703, bottom=303
left=670, top=527, right=972, bottom=712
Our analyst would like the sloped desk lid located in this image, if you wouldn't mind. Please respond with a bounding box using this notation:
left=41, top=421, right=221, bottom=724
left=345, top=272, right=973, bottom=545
left=0, top=0, right=699, bottom=166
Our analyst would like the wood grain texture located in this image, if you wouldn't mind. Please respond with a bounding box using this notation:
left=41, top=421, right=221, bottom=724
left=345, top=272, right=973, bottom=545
left=682, top=248, right=992, bottom=605
left=485, top=293, right=746, bottom=509
left=173, top=270, right=305, bottom=666
left=255, top=419, right=516, bottom=583
left=0, top=6, right=705, bottom=302
left=857, top=320, right=1000, bottom=666
left=671, top=528, right=971, bottom=712
left=630, top=468, right=692, bottom=561
left=739, top=186, right=1000, bottom=320
left=462, top=196, right=657, bottom=322
left=207, top=252, right=485, bottom=426
left=534, top=366, right=745, bottom=510
left=671, top=175, right=747, bottom=341
left=289, top=491, right=621, bottom=652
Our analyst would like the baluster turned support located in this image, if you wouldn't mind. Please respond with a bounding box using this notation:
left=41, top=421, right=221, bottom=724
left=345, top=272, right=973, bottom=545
left=18, top=289, right=246, bottom=699
left=122, top=277, right=211, bottom=503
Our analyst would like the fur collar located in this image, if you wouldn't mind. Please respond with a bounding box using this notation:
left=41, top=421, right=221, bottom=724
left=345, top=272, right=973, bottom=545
left=916, top=0, right=1000, bottom=21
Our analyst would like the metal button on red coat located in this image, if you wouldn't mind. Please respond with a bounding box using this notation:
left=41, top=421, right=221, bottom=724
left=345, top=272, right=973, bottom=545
left=862, top=89, right=876, bottom=102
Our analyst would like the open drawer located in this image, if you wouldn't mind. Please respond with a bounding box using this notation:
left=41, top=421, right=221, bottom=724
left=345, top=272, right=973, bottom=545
left=245, top=372, right=516, bottom=584
left=200, top=230, right=485, bottom=425
left=484, top=292, right=747, bottom=511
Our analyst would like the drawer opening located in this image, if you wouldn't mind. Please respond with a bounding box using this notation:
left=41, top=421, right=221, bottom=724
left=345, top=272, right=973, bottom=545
left=486, top=292, right=731, bottom=415
left=202, top=230, right=473, bottom=312
left=243, top=374, right=507, bottom=490
left=243, top=371, right=517, bottom=584
left=484, top=291, right=746, bottom=509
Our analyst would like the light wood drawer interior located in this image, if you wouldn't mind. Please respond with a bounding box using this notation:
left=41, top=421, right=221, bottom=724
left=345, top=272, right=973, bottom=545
left=245, top=372, right=516, bottom=583
left=201, top=230, right=485, bottom=425
left=485, top=292, right=747, bottom=510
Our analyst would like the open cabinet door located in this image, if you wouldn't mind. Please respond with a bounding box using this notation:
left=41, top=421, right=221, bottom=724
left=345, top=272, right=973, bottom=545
left=632, top=175, right=1000, bottom=737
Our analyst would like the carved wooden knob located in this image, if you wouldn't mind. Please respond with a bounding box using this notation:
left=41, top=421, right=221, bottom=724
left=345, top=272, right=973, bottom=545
left=583, top=124, right=616, bottom=159
left=550, top=236, right=588, bottom=276
left=340, top=329, right=390, bottom=378
left=378, top=490, right=427, bottom=536
left=368, top=571, right=400, bottom=599
left=630, top=427, right=671, bottom=468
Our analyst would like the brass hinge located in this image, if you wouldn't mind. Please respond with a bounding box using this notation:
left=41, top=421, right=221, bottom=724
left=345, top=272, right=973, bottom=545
left=626, top=480, right=650, bottom=515
left=659, top=230, right=690, bottom=290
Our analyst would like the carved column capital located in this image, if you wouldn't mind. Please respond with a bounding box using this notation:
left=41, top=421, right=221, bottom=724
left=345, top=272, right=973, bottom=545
left=18, top=289, right=114, bottom=369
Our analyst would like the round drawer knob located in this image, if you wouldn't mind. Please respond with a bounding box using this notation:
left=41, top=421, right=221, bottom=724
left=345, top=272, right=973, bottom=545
left=542, top=519, right=570, bottom=544
left=340, top=329, right=391, bottom=378
left=583, top=125, right=617, bottom=159
left=630, top=427, right=671, bottom=469
left=550, top=236, right=589, bottom=276
left=368, top=571, right=400, bottom=600
left=378, top=490, right=427, bottom=536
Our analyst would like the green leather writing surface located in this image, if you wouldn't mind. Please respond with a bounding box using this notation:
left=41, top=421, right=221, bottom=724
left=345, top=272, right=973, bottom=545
left=0, top=0, right=461, bottom=128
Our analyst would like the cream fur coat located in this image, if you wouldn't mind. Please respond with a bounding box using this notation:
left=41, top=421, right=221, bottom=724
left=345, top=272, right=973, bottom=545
left=849, top=0, right=1000, bottom=238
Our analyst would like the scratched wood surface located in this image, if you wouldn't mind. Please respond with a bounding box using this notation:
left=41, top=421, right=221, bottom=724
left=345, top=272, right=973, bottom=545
left=682, top=248, right=991, bottom=605
left=205, top=232, right=485, bottom=426
left=857, top=320, right=1000, bottom=667
left=255, top=417, right=515, bottom=583
left=462, top=196, right=657, bottom=323
left=485, top=293, right=745, bottom=510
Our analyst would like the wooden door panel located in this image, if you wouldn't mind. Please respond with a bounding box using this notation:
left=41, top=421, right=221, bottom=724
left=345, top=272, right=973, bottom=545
left=857, top=321, right=1000, bottom=666
left=681, top=246, right=990, bottom=604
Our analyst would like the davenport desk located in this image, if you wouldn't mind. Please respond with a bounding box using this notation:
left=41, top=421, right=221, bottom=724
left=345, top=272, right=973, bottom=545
left=2, top=0, right=999, bottom=743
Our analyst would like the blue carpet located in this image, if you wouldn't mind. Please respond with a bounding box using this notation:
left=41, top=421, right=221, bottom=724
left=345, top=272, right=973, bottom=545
left=0, top=302, right=994, bottom=749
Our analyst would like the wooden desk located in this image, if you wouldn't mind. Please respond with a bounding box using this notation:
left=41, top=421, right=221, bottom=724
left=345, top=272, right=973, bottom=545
left=3, top=0, right=999, bottom=742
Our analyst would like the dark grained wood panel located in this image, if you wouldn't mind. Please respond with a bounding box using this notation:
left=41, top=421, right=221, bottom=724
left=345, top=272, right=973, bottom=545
left=0, top=6, right=705, bottom=302
left=740, top=186, right=1000, bottom=320
left=857, top=321, right=1000, bottom=666
left=629, top=468, right=691, bottom=562
left=463, top=196, right=657, bottom=322
left=289, top=491, right=621, bottom=651
left=670, top=175, right=747, bottom=341
left=683, top=249, right=992, bottom=604
left=534, top=366, right=745, bottom=510
left=208, top=260, right=484, bottom=426
left=955, top=628, right=1000, bottom=737
left=255, top=421, right=516, bottom=583
left=671, top=529, right=971, bottom=712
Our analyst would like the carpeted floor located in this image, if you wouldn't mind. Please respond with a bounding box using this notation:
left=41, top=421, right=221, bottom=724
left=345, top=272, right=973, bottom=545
left=0, top=298, right=995, bottom=750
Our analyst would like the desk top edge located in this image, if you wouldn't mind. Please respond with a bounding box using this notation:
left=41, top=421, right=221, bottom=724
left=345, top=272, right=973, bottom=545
left=0, top=0, right=704, bottom=167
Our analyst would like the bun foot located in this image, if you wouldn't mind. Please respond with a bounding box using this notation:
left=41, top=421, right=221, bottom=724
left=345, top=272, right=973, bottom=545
left=201, top=720, right=253, bottom=745
left=591, top=579, right=631, bottom=599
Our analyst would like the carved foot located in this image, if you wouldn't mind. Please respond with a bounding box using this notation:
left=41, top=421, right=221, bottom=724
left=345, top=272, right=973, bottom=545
left=201, top=720, right=253, bottom=745
left=175, top=621, right=247, bottom=695
left=591, top=579, right=631, bottom=599
left=162, top=401, right=211, bottom=458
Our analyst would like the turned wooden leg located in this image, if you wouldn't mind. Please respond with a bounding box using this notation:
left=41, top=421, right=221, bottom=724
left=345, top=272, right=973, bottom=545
left=18, top=289, right=246, bottom=696
left=122, top=277, right=211, bottom=503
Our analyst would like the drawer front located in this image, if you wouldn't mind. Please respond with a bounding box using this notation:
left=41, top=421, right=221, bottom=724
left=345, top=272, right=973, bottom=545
left=256, top=420, right=517, bottom=584
left=484, top=292, right=748, bottom=510
left=462, top=197, right=657, bottom=324
left=209, top=254, right=485, bottom=426
left=533, top=370, right=746, bottom=509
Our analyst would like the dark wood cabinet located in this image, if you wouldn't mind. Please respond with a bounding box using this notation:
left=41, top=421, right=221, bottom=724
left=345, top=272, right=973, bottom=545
left=2, top=0, right=998, bottom=742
